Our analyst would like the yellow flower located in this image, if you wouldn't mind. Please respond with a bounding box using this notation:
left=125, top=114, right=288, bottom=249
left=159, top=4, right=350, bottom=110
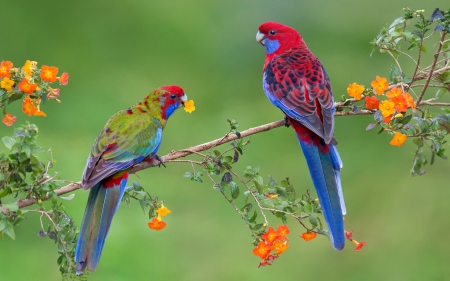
left=156, top=205, right=171, bottom=217
left=371, top=76, right=389, bottom=95
left=379, top=100, right=395, bottom=117
left=390, top=132, right=407, bottom=147
left=346, top=83, right=364, bottom=100
left=22, top=60, right=37, bottom=80
left=184, top=100, right=195, bottom=113
left=1, top=77, right=15, bottom=91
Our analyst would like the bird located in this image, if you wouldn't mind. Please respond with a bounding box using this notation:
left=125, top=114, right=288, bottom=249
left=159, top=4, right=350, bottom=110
left=256, top=22, right=346, bottom=250
left=75, top=85, right=188, bottom=274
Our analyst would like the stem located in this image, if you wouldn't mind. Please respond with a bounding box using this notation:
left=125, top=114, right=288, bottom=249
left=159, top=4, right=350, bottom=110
left=416, top=32, right=448, bottom=105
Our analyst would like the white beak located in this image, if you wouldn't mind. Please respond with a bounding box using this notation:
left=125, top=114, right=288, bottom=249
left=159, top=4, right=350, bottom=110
left=256, top=31, right=265, bottom=45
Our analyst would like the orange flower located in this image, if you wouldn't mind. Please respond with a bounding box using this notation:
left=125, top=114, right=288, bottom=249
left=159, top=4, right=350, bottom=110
left=352, top=240, right=367, bottom=252
left=1, top=77, right=15, bottom=91
left=383, top=114, right=393, bottom=123
left=277, top=225, right=290, bottom=240
left=148, top=218, right=166, bottom=230
left=0, top=61, right=13, bottom=78
left=344, top=230, right=353, bottom=240
left=390, top=132, right=407, bottom=147
left=402, top=92, right=416, bottom=108
left=371, top=76, right=389, bottom=95
left=156, top=205, right=171, bottom=217
left=2, top=113, right=17, bottom=126
left=299, top=231, right=317, bottom=241
left=47, top=88, right=61, bottom=101
left=22, top=96, right=38, bottom=116
left=58, top=72, right=69, bottom=85
left=261, top=227, right=280, bottom=245
left=265, top=194, right=278, bottom=199
left=18, top=78, right=38, bottom=95
left=364, top=96, right=380, bottom=110
left=271, top=240, right=289, bottom=255
left=34, top=108, right=47, bottom=117
left=379, top=100, right=395, bottom=117
left=253, top=241, right=271, bottom=259
left=346, top=83, right=364, bottom=100
left=390, top=94, right=408, bottom=112
left=386, top=87, right=403, bottom=98
left=40, top=65, right=58, bottom=82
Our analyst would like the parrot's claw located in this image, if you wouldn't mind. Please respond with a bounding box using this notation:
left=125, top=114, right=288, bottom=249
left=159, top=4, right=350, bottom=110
left=284, top=116, right=291, bottom=128
left=155, top=155, right=166, bottom=168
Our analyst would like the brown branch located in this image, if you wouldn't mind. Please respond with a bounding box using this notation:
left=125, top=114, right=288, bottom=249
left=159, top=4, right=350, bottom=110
left=0, top=103, right=402, bottom=214
left=416, top=31, right=448, bottom=105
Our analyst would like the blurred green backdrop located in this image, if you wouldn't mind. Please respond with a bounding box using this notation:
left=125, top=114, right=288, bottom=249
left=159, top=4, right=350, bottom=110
left=1, top=0, right=450, bottom=280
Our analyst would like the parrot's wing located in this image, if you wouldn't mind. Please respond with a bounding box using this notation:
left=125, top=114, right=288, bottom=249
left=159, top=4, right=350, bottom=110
left=263, top=53, right=335, bottom=143
left=81, top=111, right=162, bottom=189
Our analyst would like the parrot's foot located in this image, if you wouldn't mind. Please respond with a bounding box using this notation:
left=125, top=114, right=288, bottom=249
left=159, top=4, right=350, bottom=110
left=155, top=155, right=166, bottom=168
left=284, top=116, right=291, bottom=128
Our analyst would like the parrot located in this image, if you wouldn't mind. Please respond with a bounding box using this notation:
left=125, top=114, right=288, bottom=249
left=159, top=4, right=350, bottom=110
left=75, top=85, right=188, bottom=274
left=256, top=22, right=346, bottom=250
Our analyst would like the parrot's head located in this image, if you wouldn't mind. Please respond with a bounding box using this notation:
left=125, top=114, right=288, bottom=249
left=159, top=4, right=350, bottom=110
left=155, top=85, right=188, bottom=120
left=256, top=22, right=303, bottom=56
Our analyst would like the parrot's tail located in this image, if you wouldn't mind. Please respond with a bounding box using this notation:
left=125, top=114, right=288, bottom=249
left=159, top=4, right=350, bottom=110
left=290, top=118, right=346, bottom=250
left=75, top=171, right=128, bottom=274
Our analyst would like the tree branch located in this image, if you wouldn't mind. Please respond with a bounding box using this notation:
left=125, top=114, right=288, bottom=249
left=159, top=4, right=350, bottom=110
left=0, top=103, right=376, bottom=213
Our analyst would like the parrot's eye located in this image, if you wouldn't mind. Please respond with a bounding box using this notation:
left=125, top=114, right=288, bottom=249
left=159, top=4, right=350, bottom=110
left=269, top=30, right=276, bottom=36
left=170, top=94, right=177, bottom=99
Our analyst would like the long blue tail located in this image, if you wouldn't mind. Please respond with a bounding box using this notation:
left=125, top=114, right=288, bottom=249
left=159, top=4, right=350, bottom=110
left=298, top=138, right=346, bottom=250
left=75, top=176, right=127, bottom=274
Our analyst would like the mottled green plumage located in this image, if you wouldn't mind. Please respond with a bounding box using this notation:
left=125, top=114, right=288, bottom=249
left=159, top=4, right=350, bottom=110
left=75, top=85, right=187, bottom=274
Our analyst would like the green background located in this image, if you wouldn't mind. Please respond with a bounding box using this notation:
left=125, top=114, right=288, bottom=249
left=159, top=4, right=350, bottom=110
left=1, top=1, right=450, bottom=280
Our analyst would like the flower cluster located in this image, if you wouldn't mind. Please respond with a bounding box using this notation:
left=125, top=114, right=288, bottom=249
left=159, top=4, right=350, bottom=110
left=345, top=230, right=367, bottom=252
left=0, top=60, right=69, bottom=126
left=253, top=225, right=290, bottom=267
left=347, top=76, right=416, bottom=147
left=148, top=204, right=171, bottom=230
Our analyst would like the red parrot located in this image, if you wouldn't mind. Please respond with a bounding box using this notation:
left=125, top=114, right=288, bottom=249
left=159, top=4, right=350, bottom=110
left=256, top=22, right=346, bottom=250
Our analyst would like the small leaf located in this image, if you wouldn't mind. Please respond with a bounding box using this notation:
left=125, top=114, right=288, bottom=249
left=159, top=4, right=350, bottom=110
left=3, top=203, right=18, bottom=212
left=38, top=230, right=47, bottom=237
left=2, top=136, right=16, bottom=149
left=4, top=220, right=15, bottom=240
left=229, top=182, right=239, bottom=199
left=430, top=8, right=445, bottom=22
left=366, top=124, right=377, bottom=131
left=58, top=194, right=75, bottom=201
left=374, top=110, right=384, bottom=123
left=222, top=172, right=232, bottom=183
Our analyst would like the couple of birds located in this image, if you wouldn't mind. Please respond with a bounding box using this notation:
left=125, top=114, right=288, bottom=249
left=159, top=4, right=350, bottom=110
left=75, top=21, right=346, bottom=274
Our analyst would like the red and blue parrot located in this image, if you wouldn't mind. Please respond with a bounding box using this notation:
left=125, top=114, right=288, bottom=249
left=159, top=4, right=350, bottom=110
left=256, top=22, right=346, bottom=250
left=75, top=85, right=188, bottom=273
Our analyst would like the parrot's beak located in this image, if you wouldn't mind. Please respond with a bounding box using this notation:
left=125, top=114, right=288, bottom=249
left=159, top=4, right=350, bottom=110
left=256, top=31, right=266, bottom=46
left=180, top=93, right=188, bottom=107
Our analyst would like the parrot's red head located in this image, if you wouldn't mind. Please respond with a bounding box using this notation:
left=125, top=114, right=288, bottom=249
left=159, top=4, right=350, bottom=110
left=256, top=22, right=303, bottom=57
left=155, top=85, right=188, bottom=120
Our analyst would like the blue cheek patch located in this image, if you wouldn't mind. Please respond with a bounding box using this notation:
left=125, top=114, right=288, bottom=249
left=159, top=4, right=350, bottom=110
left=265, top=39, right=280, bottom=54
left=164, top=104, right=178, bottom=119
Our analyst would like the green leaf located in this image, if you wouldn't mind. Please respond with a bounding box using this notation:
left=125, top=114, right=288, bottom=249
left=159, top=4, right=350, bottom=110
left=2, top=136, right=16, bottom=149
left=0, top=218, right=7, bottom=231
left=229, top=182, right=239, bottom=199
left=58, top=194, right=75, bottom=201
left=3, top=203, right=18, bottom=212
left=3, top=220, right=15, bottom=240
left=309, top=215, right=318, bottom=227
left=248, top=211, right=257, bottom=223
left=390, top=65, right=400, bottom=83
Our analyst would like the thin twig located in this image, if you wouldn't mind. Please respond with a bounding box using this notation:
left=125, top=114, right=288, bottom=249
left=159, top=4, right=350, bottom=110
left=416, top=32, right=448, bottom=105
